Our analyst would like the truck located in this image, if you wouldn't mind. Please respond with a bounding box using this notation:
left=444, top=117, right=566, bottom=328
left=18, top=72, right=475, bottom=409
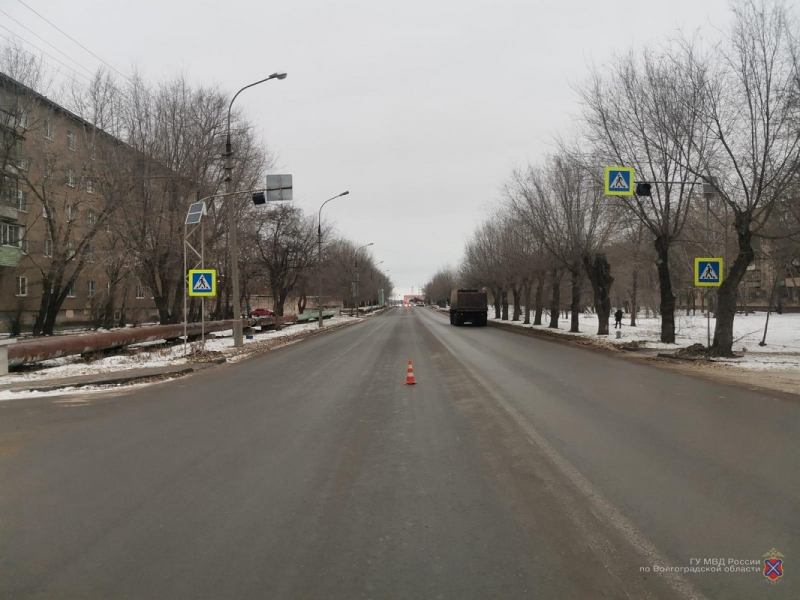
left=449, top=289, right=488, bottom=326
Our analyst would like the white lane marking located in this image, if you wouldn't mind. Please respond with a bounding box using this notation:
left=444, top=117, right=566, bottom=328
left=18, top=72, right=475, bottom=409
left=415, top=307, right=707, bottom=600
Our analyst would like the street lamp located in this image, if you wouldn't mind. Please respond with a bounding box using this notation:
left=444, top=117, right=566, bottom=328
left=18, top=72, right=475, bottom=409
left=370, top=261, right=384, bottom=307
left=317, top=191, right=349, bottom=329
left=354, top=243, right=373, bottom=317
left=382, top=270, right=390, bottom=307
left=225, top=72, right=287, bottom=348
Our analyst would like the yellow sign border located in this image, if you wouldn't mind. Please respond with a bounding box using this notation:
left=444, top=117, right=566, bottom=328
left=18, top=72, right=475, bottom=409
left=188, top=269, right=217, bottom=297
left=604, top=166, right=635, bottom=196
left=694, top=258, right=723, bottom=287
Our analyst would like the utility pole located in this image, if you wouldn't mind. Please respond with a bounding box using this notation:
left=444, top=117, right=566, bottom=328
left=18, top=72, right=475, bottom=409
left=225, top=72, right=286, bottom=347
left=317, top=191, right=349, bottom=329
left=354, top=243, right=373, bottom=317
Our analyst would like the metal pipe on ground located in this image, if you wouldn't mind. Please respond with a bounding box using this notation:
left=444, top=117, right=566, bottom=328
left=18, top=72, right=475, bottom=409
left=7, top=316, right=298, bottom=367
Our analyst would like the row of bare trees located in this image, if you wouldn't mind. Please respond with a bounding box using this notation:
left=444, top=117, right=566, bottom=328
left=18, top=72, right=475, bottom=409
left=1, top=46, right=391, bottom=334
left=429, top=0, right=800, bottom=356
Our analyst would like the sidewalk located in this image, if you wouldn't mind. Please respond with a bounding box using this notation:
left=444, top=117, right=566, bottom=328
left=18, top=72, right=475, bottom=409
left=0, top=360, right=222, bottom=394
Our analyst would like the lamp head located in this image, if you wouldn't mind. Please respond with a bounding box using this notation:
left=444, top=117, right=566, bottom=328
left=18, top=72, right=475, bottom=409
left=271, top=72, right=288, bottom=80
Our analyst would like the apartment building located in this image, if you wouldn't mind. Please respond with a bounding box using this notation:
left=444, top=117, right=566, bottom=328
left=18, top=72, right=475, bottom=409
left=0, top=72, right=159, bottom=334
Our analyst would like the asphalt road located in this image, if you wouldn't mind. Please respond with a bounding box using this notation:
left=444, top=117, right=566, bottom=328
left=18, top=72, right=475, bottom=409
left=0, top=307, right=797, bottom=599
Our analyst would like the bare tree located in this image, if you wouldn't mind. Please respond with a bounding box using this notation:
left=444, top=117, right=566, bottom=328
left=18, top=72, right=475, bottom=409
left=506, top=154, right=616, bottom=334
left=423, top=266, right=459, bottom=306
left=680, top=0, right=800, bottom=355
left=577, top=43, right=711, bottom=342
left=253, top=204, right=317, bottom=318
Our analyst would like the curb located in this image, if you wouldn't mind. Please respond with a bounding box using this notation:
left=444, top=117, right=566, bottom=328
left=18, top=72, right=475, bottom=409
left=486, top=319, right=618, bottom=351
left=3, top=317, right=368, bottom=395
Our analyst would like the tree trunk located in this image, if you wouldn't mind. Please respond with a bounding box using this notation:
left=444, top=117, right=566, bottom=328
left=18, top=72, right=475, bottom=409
left=118, top=282, right=129, bottom=327
left=32, top=275, right=54, bottom=336
left=712, top=216, right=755, bottom=357
left=549, top=268, right=561, bottom=329
left=534, top=275, right=545, bottom=325
left=630, top=267, right=638, bottom=326
left=511, top=286, right=521, bottom=321
left=42, top=296, right=63, bottom=335
left=653, top=235, right=676, bottom=343
left=583, top=253, right=614, bottom=336
left=153, top=293, right=172, bottom=325
left=501, top=289, right=509, bottom=321
left=523, top=277, right=532, bottom=325
left=570, top=267, right=581, bottom=333
left=101, top=286, right=116, bottom=329
left=491, top=286, right=501, bottom=319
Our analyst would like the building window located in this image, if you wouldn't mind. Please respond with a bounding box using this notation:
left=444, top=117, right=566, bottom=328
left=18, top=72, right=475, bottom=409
left=17, top=156, right=30, bottom=171
left=1, top=180, right=16, bottom=205
left=67, top=131, right=76, bottom=150
left=87, top=280, right=95, bottom=297
left=16, top=190, right=28, bottom=212
left=86, top=245, right=94, bottom=263
left=66, top=169, right=76, bottom=187
left=67, top=281, right=76, bottom=298
left=16, top=102, right=28, bottom=129
left=20, top=233, right=28, bottom=254
left=16, top=276, right=27, bottom=297
left=45, top=160, right=53, bottom=179
left=44, top=237, right=52, bottom=257
left=86, top=178, right=93, bottom=193
left=66, top=242, right=75, bottom=258
left=44, top=118, right=53, bottom=140
left=66, top=205, right=76, bottom=221
left=87, top=209, right=95, bottom=228
left=1, top=222, right=21, bottom=247
left=136, top=283, right=145, bottom=299
left=42, top=205, right=51, bottom=220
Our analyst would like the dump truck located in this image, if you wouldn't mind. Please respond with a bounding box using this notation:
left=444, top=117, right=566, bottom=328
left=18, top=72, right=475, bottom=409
left=449, top=289, right=488, bottom=326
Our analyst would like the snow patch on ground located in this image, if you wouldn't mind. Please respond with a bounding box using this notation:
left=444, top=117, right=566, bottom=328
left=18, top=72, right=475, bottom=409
left=485, top=310, right=800, bottom=372
left=3, top=316, right=360, bottom=384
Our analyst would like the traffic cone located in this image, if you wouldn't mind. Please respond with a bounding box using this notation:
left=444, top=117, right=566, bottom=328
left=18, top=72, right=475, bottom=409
left=404, top=360, right=417, bottom=385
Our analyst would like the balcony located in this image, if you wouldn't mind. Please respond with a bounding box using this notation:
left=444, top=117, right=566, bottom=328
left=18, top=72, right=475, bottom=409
left=0, top=245, right=22, bottom=268
left=0, top=203, right=17, bottom=221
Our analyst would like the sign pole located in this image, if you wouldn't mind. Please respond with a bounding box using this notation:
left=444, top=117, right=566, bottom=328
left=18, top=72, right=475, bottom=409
left=201, top=220, right=205, bottom=352
left=184, top=221, right=188, bottom=356
left=706, top=193, right=711, bottom=348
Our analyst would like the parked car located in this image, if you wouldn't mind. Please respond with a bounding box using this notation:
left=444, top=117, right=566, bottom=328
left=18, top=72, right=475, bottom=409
left=248, top=308, right=274, bottom=318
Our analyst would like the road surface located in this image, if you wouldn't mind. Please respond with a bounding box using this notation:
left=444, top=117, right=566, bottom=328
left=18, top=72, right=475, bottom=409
left=0, top=307, right=796, bottom=599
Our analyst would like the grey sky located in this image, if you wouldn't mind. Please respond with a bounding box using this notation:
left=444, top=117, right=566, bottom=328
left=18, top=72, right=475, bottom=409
left=3, top=0, right=733, bottom=296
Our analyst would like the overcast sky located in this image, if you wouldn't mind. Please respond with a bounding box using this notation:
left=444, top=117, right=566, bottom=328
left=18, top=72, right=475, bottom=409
left=2, top=0, right=735, bottom=296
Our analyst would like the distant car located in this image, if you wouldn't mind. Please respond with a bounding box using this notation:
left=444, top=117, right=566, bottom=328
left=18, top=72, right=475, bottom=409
left=248, top=308, right=274, bottom=318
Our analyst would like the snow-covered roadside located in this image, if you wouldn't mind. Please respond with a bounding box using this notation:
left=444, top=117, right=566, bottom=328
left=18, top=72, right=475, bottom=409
left=483, top=310, right=800, bottom=372
left=3, top=315, right=360, bottom=384
left=0, top=384, right=151, bottom=402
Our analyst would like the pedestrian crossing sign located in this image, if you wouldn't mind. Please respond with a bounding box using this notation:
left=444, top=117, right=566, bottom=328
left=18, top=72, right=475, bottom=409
left=695, top=258, right=723, bottom=287
left=604, top=166, right=635, bottom=196
left=188, top=269, right=217, bottom=297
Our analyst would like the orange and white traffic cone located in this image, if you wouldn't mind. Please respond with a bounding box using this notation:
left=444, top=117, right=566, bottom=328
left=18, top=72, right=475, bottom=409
left=404, top=360, right=417, bottom=385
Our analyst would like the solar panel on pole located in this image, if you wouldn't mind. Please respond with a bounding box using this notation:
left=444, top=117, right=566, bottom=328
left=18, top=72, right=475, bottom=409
left=185, top=202, right=206, bottom=225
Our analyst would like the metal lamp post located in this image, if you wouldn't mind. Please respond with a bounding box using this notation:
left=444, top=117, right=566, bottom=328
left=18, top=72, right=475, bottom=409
left=381, top=269, right=390, bottom=307
left=353, top=243, right=373, bottom=317
left=317, top=191, right=349, bottom=329
left=225, top=72, right=287, bottom=348
left=371, top=261, right=384, bottom=307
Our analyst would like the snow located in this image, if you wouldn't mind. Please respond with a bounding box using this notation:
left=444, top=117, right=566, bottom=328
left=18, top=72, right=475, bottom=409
left=0, top=383, right=154, bottom=403
left=3, top=316, right=359, bottom=384
left=484, top=310, right=800, bottom=372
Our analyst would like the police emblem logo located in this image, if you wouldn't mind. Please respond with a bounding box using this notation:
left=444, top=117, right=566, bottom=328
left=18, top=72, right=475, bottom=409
left=763, top=548, right=784, bottom=581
